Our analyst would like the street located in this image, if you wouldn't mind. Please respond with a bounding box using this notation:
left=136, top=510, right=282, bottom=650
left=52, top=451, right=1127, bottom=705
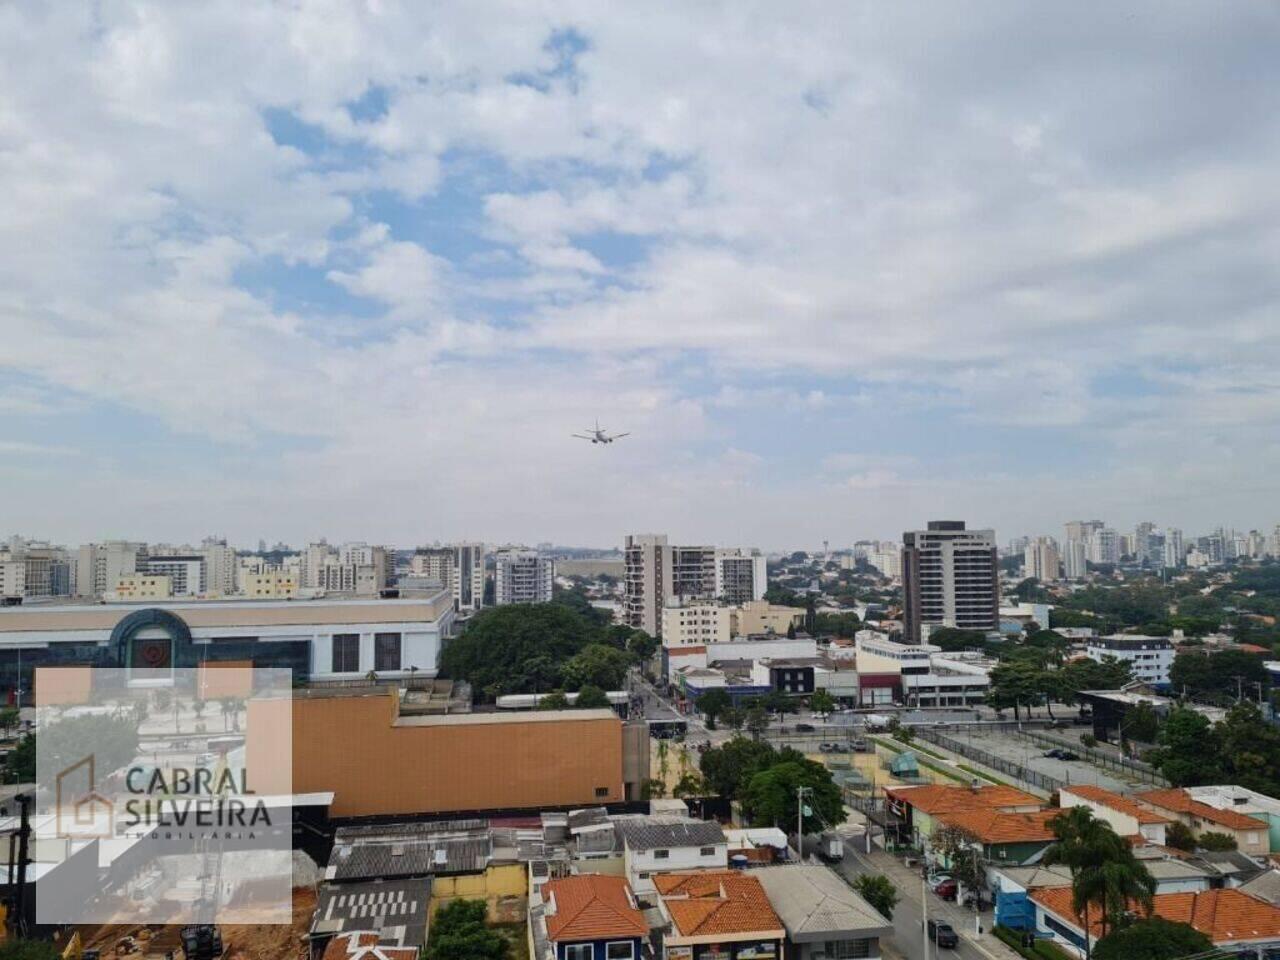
left=835, top=839, right=1017, bottom=960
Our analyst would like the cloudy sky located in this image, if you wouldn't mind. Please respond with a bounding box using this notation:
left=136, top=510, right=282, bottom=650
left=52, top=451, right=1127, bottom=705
left=3, top=2, right=1279, bottom=550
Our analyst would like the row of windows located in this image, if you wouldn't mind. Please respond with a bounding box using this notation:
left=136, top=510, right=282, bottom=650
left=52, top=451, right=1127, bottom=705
left=563, top=942, right=633, bottom=960
left=331, top=632, right=402, bottom=673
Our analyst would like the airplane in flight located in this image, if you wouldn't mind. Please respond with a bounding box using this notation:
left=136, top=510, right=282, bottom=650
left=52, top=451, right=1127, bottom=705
left=572, top=420, right=630, bottom=444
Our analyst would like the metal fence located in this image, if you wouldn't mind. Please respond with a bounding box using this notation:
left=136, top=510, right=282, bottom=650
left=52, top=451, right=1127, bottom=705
left=914, top=727, right=1066, bottom=793
left=1014, top=728, right=1169, bottom=787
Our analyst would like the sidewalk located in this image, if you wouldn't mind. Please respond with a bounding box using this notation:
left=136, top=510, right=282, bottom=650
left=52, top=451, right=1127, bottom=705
left=860, top=844, right=1022, bottom=960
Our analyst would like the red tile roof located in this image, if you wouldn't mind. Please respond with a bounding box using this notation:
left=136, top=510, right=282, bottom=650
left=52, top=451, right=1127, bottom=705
left=938, top=808, right=1061, bottom=844
left=655, top=871, right=784, bottom=939
left=885, top=783, right=1041, bottom=816
left=1031, top=888, right=1280, bottom=943
left=1062, top=785, right=1172, bottom=825
left=1137, top=789, right=1269, bottom=832
left=322, top=933, right=418, bottom=960
left=543, top=875, right=647, bottom=943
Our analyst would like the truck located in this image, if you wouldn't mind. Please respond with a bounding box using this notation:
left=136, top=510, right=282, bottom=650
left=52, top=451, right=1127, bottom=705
left=816, top=830, right=844, bottom=862
left=865, top=714, right=894, bottom=731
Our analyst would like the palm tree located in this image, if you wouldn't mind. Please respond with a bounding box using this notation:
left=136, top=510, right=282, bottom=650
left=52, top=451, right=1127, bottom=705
left=1043, top=808, right=1155, bottom=957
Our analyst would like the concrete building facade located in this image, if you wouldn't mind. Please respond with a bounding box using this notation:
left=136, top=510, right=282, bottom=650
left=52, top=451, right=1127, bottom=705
left=494, top=550, right=554, bottom=605
left=901, top=521, right=999, bottom=644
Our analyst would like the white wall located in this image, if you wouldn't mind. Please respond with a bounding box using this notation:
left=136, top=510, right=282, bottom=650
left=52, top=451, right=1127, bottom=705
left=625, top=842, right=728, bottom=895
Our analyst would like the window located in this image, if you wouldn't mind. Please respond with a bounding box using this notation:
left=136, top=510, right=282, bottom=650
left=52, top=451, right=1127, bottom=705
left=595, top=786, right=609, bottom=798
left=700, top=846, right=716, bottom=856
left=374, top=632, right=401, bottom=671
left=606, top=943, right=634, bottom=960
left=654, top=849, right=669, bottom=859
left=564, top=946, right=592, bottom=960
left=331, top=634, right=360, bottom=673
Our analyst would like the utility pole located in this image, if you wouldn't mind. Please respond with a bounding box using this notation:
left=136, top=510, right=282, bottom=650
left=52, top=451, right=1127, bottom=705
left=921, top=873, right=930, bottom=960
left=796, top=785, right=811, bottom=861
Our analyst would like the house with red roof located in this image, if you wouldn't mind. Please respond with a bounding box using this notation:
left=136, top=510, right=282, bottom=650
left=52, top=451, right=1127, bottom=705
left=1060, top=785, right=1171, bottom=845
left=533, top=874, right=648, bottom=960
left=654, top=870, right=786, bottom=960
left=1137, top=788, right=1271, bottom=857
left=1030, top=886, right=1280, bottom=958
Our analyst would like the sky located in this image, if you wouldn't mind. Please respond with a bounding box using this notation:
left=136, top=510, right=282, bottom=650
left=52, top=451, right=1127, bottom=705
left=3, top=2, right=1280, bottom=551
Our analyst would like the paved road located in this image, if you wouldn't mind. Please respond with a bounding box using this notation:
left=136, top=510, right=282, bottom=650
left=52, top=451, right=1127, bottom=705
left=835, top=840, right=1016, bottom=960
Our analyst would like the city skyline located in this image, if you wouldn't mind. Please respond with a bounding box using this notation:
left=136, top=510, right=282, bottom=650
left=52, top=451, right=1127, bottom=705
left=4, top=4, right=1280, bottom=547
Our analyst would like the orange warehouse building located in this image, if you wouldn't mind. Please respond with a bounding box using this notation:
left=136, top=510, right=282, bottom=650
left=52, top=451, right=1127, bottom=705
left=247, top=688, right=648, bottom=818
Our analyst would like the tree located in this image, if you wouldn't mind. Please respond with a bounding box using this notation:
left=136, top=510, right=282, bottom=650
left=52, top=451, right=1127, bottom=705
left=745, top=702, right=769, bottom=740
left=1196, top=831, right=1237, bottom=851
left=810, top=689, right=836, bottom=716
left=1092, top=917, right=1212, bottom=960
left=722, top=706, right=745, bottom=732
left=1043, top=807, right=1154, bottom=959
left=425, top=899, right=508, bottom=960
left=16, top=712, right=140, bottom=784
left=1122, top=701, right=1160, bottom=744
left=697, top=688, right=732, bottom=729
left=0, top=707, right=20, bottom=738
left=0, top=942, right=60, bottom=960
left=813, top=612, right=862, bottom=638
left=925, top=627, right=989, bottom=653
left=699, top=737, right=780, bottom=798
left=673, top=772, right=705, bottom=798
left=439, top=602, right=605, bottom=699
left=562, top=643, right=633, bottom=691
left=538, top=690, right=571, bottom=710
left=1215, top=701, right=1280, bottom=797
left=929, top=825, right=985, bottom=901
left=1169, top=649, right=1268, bottom=702
left=1164, top=821, right=1196, bottom=852
left=853, top=874, right=899, bottom=921
left=987, top=659, right=1042, bottom=721
left=740, top=759, right=843, bottom=835
left=574, top=684, right=610, bottom=709
left=1149, top=708, right=1223, bottom=786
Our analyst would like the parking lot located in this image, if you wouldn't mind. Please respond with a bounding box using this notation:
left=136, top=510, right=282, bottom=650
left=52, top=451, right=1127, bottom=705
left=935, top=724, right=1142, bottom=792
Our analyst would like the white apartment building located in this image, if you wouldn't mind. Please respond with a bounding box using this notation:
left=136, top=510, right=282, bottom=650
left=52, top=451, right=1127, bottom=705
left=0, top=537, right=67, bottom=599
left=1086, top=635, right=1174, bottom=688
left=624, top=534, right=766, bottom=639
left=1063, top=539, right=1088, bottom=580
left=1164, top=528, right=1185, bottom=568
left=1024, top=537, right=1061, bottom=581
left=660, top=602, right=733, bottom=647
left=714, top=549, right=767, bottom=604
left=409, top=548, right=453, bottom=587
left=868, top=547, right=903, bottom=579
left=494, top=549, right=553, bottom=605
left=452, top=542, right=486, bottom=613
left=1086, top=528, right=1121, bottom=565
left=200, top=536, right=237, bottom=596
left=138, top=555, right=206, bottom=596
left=74, top=541, right=144, bottom=598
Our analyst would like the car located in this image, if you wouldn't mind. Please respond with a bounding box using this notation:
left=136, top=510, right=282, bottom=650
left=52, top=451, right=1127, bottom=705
left=928, top=919, right=959, bottom=948
left=850, top=738, right=869, bottom=752
left=819, top=742, right=833, bottom=752
left=796, top=723, right=816, bottom=733
left=1044, top=748, right=1064, bottom=759
left=1058, top=750, right=1080, bottom=761
left=832, top=743, right=848, bottom=753
left=1048, top=719, right=1069, bottom=729
left=932, top=879, right=958, bottom=900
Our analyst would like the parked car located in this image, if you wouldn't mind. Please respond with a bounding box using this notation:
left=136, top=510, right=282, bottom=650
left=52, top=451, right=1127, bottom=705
left=850, top=738, right=870, bottom=752
left=819, top=742, right=833, bottom=752
left=932, top=879, right=958, bottom=901
left=1044, top=748, right=1064, bottom=759
left=796, top=723, right=816, bottom=733
left=831, top=743, right=848, bottom=753
left=928, top=919, right=959, bottom=948
left=1058, top=750, right=1080, bottom=761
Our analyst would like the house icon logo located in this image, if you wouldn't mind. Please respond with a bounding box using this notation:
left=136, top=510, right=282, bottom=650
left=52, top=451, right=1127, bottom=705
left=55, top=755, right=114, bottom=840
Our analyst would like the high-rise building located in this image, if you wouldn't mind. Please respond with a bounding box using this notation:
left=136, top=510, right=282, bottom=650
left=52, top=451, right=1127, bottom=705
left=901, top=521, right=999, bottom=644
left=452, top=542, right=486, bottom=613
left=868, top=545, right=903, bottom=579
left=713, top=549, right=767, bottom=604
left=1163, top=528, right=1185, bottom=568
left=494, top=550, right=553, bottom=605
left=1063, top=539, right=1088, bottom=579
left=1134, top=522, right=1159, bottom=566
left=138, top=555, right=206, bottom=596
left=410, top=547, right=453, bottom=588
left=623, top=535, right=766, bottom=638
left=200, top=536, right=237, bottom=596
left=0, top=537, right=65, bottom=599
left=1086, top=528, right=1120, bottom=565
left=74, top=541, right=144, bottom=598
left=1064, top=521, right=1105, bottom=546
left=1024, top=537, right=1061, bottom=581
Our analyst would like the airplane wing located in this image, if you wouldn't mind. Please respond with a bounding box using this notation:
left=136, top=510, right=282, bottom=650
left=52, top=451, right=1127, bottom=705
left=571, top=433, right=595, bottom=440
left=607, top=432, right=630, bottom=440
